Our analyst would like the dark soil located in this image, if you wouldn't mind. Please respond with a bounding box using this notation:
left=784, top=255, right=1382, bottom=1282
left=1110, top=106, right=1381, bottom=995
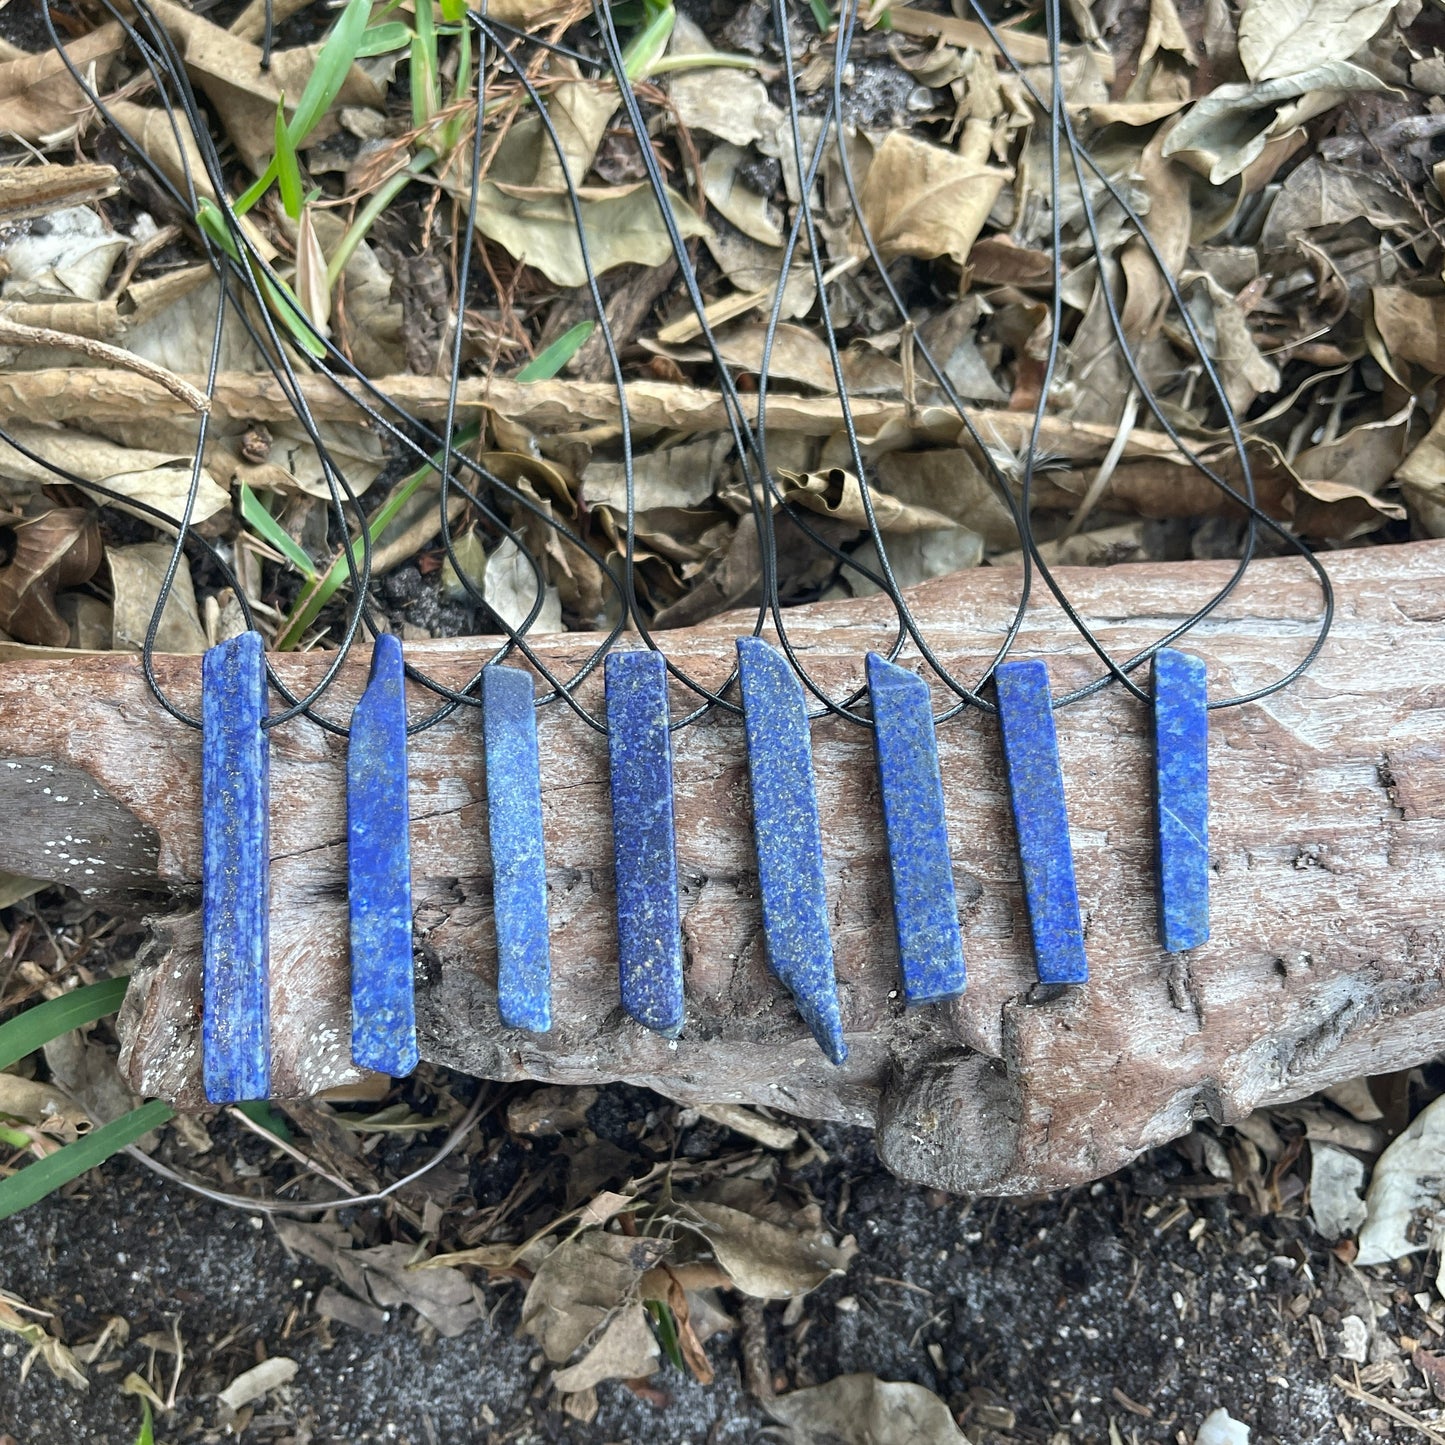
left=0, top=1087, right=1410, bottom=1445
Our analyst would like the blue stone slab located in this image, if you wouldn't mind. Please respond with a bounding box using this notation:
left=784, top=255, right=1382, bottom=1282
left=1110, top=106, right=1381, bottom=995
left=605, top=651, right=684, bottom=1036
left=994, top=660, right=1087, bottom=986
left=484, top=664, right=552, bottom=1032
left=735, top=637, right=847, bottom=1065
left=201, top=630, right=271, bottom=1104
left=1154, top=649, right=1209, bottom=954
left=865, top=654, right=966, bottom=1005
left=347, top=634, right=417, bottom=1076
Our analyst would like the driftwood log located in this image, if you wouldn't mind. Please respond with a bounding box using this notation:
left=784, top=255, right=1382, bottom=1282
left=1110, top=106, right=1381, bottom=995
left=1, top=543, right=1443, bottom=1196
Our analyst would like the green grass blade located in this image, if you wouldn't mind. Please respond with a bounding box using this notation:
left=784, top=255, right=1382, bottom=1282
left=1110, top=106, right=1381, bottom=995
left=274, top=424, right=480, bottom=649
left=0, top=977, right=129, bottom=1072
left=289, top=0, right=374, bottom=145
left=133, top=1399, right=154, bottom=1445
left=239, top=484, right=319, bottom=579
left=410, top=0, right=439, bottom=129
left=357, top=20, right=411, bottom=54
left=233, top=1099, right=293, bottom=1142
left=195, top=197, right=242, bottom=261
left=517, top=320, right=595, bottom=381
left=274, top=101, right=305, bottom=219
left=0, top=1100, right=174, bottom=1221
left=622, top=0, right=675, bottom=80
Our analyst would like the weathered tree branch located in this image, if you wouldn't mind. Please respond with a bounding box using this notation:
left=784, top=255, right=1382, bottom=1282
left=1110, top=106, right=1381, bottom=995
left=1, top=545, right=1442, bottom=1195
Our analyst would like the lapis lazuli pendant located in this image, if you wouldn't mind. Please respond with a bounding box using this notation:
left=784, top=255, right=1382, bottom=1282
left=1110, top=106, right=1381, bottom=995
left=865, top=653, right=966, bottom=1004
left=347, top=634, right=417, bottom=1077
left=994, top=659, right=1087, bottom=985
left=605, top=650, right=685, bottom=1036
left=483, top=664, right=552, bottom=1032
left=736, top=637, right=847, bottom=1065
left=1153, top=649, right=1209, bottom=953
left=201, top=630, right=271, bottom=1103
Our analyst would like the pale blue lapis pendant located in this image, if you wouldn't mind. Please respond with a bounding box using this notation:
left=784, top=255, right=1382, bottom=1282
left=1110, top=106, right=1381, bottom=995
left=865, top=654, right=966, bottom=1004
left=994, top=659, right=1087, bottom=985
left=483, top=664, right=552, bottom=1032
left=346, top=634, right=418, bottom=1077
left=1153, top=649, right=1209, bottom=953
left=736, top=637, right=847, bottom=1065
left=605, top=650, right=685, bottom=1036
left=201, top=630, right=271, bottom=1104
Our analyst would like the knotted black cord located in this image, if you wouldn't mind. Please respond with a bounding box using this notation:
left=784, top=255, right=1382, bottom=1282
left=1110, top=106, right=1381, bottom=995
left=953, top=0, right=1335, bottom=709
left=27, top=0, right=1334, bottom=744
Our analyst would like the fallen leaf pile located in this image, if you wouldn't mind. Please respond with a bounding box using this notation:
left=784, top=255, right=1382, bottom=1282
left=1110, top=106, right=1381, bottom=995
left=0, top=0, right=1435, bottom=661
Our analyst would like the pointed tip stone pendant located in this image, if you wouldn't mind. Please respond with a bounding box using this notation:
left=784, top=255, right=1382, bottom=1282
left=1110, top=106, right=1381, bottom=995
left=201, top=630, right=271, bottom=1104
left=347, top=634, right=418, bottom=1077
left=994, top=659, right=1087, bottom=986
left=1154, top=649, right=1209, bottom=953
left=736, top=637, right=847, bottom=1065
left=484, top=664, right=552, bottom=1032
left=605, top=651, right=685, bottom=1037
left=865, top=654, right=966, bottom=1005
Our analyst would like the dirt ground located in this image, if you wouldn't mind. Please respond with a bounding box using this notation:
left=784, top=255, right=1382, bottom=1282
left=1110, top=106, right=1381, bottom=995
left=0, top=1077, right=1431, bottom=1445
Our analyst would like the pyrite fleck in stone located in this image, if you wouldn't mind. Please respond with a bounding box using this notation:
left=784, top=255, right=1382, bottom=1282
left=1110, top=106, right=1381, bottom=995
left=346, top=634, right=417, bottom=1077
left=1153, top=648, right=1209, bottom=953
left=736, top=637, right=847, bottom=1065
left=483, top=664, right=552, bottom=1032
left=994, top=659, right=1087, bottom=985
left=201, top=629, right=271, bottom=1103
left=605, top=650, right=684, bottom=1036
left=866, top=653, right=966, bottom=1004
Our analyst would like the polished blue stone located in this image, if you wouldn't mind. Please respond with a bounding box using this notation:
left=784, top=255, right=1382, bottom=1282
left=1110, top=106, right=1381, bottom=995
left=484, top=664, right=552, bottom=1032
left=994, top=660, right=1087, bottom=985
left=201, top=630, right=271, bottom=1104
left=347, top=634, right=417, bottom=1077
left=1154, top=649, right=1209, bottom=953
left=605, top=651, right=684, bottom=1036
left=866, top=654, right=966, bottom=1005
left=736, top=637, right=847, bottom=1065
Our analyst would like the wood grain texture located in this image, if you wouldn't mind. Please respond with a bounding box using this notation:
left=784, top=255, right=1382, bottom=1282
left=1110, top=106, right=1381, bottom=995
left=1, top=543, right=1443, bottom=1195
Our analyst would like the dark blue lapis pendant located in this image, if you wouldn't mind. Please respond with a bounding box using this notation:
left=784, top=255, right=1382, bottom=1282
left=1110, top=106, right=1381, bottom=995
left=994, top=659, right=1087, bottom=986
left=605, top=650, right=685, bottom=1037
left=346, top=634, right=417, bottom=1077
left=865, top=654, right=966, bottom=1005
left=736, top=637, right=847, bottom=1064
left=1153, top=649, right=1208, bottom=953
left=483, top=664, right=553, bottom=1032
left=201, top=630, right=271, bottom=1104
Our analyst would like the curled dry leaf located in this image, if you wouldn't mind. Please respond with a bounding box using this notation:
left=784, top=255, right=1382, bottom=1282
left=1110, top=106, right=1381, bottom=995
left=108, top=542, right=208, bottom=656
left=767, top=1373, right=968, bottom=1445
left=0, top=163, right=120, bottom=225
left=1355, top=1093, right=1445, bottom=1271
left=216, top=1357, right=299, bottom=1412
left=550, top=1301, right=660, bottom=1393
left=0, top=508, right=102, bottom=648
left=684, top=1199, right=856, bottom=1300
left=520, top=1229, right=671, bottom=1365
left=0, top=424, right=230, bottom=526
left=667, top=15, right=780, bottom=148
left=1237, top=0, right=1400, bottom=82
left=0, top=24, right=123, bottom=144
left=0, top=1290, right=88, bottom=1390
left=856, top=130, right=1010, bottom=266
left=0, top=1072, right=91, bottom=1142
left=777, top=467, right=961, bottom=535
left=1161, top=62, right=1392, bottom=185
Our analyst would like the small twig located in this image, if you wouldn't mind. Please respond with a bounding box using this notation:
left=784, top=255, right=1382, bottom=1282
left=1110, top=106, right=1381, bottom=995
left=123, top=1094, right=485, bottom=1216
left=1333, top=1372, right=1445, bottom=1443
left=226, top=1104, right=359, bottom=1198
left=0, top=317, right=210, bottom=414
left=1061, top=383, right=1139, bottom=539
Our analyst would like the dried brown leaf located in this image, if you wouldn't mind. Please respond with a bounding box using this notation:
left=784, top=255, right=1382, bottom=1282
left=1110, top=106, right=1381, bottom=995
left=0, top=164, right=119, bottom=224
left=768, top=1374, right=967, bottom=1444
left=685, top=1199, right=856, bottom=1300
left=108, top=543, right=208, bottom=655
left=1237, top=0, right=1399, bottom=82
left=855, top=130, right=1010, bottom=266
left=0, top=26, right=123, bottom=144
left=551, top=1302, right=660, bottom=1393
left=0, top=508, right=102, bottom=648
